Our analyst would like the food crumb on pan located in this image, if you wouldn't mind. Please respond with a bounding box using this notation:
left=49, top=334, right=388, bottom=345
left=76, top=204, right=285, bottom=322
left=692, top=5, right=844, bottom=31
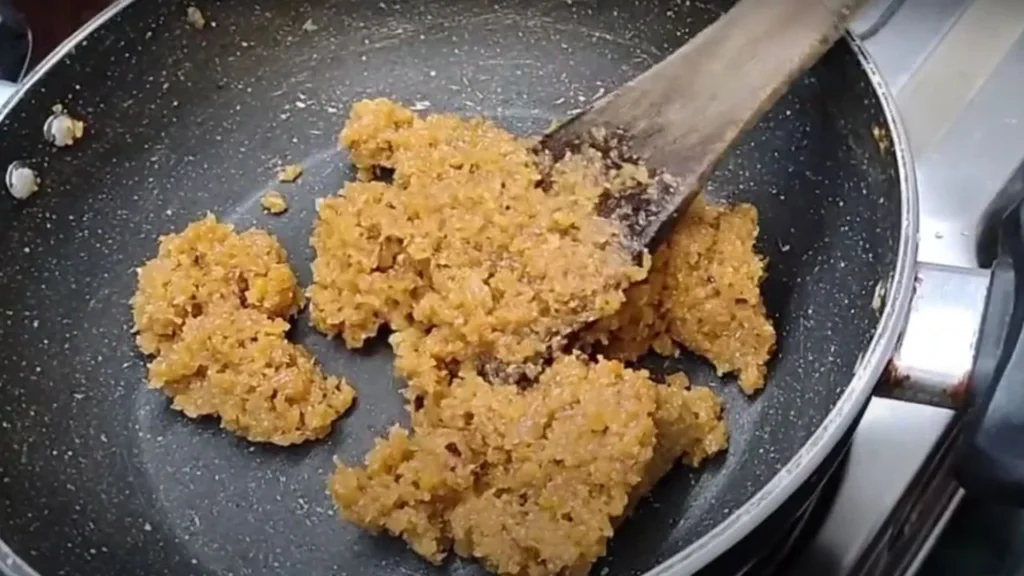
left=277, top=164, right=303, bottom=183
left=186, top=6, right=206, bottom=30
left=871, top=278, right=887, bottom=313
left=301, top=18, right=319, bottom=32
left=130, top=215, right=355, bottom=445
left=872, top=123, right=891, bottom=154
left=5, top=162, right=39, bottom=200
left=260, top=190, right=288, bottom=214
left=44, top=106, right=86, bottom=148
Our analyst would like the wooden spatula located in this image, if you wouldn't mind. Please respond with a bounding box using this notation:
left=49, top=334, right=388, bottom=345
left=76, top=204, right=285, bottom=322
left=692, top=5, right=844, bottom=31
left=541, top=0, right=871, bottom=255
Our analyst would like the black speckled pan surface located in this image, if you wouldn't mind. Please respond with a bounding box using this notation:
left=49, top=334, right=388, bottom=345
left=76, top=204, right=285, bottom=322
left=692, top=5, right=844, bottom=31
left=0, top=0, right=903, bottom=575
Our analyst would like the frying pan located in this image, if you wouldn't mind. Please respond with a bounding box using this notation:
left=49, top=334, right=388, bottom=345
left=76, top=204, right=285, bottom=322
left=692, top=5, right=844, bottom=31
left=0, top=0, right=989, bottom=574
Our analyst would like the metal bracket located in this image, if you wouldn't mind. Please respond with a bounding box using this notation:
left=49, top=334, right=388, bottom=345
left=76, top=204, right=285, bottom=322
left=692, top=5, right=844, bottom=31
left=878, top=263, right=990, bottom=409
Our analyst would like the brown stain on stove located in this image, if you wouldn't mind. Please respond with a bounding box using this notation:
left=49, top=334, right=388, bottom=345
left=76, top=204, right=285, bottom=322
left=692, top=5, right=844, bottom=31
left=881, top=358, right=909, bottom=390
left=946, top=374, right=971, bottom=408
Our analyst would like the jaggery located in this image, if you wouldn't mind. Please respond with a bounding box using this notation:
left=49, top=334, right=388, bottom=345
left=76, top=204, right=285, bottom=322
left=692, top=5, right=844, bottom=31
left=330, top=355, right=727, bottom=576
left=585, top=196, right=776, bottom=394
left=318, top=100, right=743, bottom=575
left=131, top=215, right=355, bottom=445
left=308, top=98, right=648, bottom=390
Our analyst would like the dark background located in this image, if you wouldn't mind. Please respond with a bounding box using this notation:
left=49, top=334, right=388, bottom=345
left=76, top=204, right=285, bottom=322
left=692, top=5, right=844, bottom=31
left=14, top=0, right=111, bottom=66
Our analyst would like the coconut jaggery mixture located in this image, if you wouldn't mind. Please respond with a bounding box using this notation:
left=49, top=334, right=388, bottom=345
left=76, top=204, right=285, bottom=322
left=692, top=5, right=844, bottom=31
left=131, top=215, right=355, bottom=445
left=330, top=355, right=726, bottom=576
left=309, top=98, right=649, bottom=395
left=584, top=195, right=777, bottom=394
left=313, top=99, right=768, bottom=575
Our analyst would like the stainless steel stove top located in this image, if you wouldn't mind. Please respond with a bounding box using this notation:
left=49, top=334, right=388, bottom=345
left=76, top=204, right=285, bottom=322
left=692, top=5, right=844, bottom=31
left=790, top=1, right=1024, bottom=574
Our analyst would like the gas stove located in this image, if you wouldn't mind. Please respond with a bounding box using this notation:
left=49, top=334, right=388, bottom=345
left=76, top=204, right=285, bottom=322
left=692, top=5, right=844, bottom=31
left=780, top=1, right=1024, bottom=574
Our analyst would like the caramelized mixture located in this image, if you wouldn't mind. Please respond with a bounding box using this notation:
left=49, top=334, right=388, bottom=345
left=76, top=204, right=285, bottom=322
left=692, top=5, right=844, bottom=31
left=314, top=100, right=764, bottom=574
left=330, top=355, right=726, bottom=576
left=130, top=97, right=772, bottom=575
left=584, top=196, right=776, bottom=394
left=309, top=98, right=648, bottom=394
left=131, top=215, right=355, bottom=445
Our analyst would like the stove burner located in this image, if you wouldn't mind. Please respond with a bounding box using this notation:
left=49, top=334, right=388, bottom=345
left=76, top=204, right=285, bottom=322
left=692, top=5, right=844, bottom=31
left=751, top=454, right=849, bottom=575
left=696, top=410, right=860, bottom=576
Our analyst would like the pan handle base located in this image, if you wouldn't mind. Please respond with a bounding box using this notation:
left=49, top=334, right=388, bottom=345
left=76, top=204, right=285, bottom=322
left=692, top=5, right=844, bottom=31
left=957, top=196, right=1024, bottom=505
left=878, top=262, right=990, bottom=410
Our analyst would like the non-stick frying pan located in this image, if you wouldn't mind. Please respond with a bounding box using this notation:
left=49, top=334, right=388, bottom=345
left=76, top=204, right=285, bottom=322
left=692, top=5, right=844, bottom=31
left=0, top=0, right=933, bottom=574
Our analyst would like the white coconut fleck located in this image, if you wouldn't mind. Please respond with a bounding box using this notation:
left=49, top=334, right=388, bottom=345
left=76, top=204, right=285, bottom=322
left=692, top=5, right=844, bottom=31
left=871, top=279, right=887, bottom=313
left=6, top=164, right=40, bottom=200
left=186, top=6, right=206, bottom=30
left=410, top=100, right=431, bottom=111
left=301, top=19, right=319, bottom=32
left=44, top=111, right=86, bottom=147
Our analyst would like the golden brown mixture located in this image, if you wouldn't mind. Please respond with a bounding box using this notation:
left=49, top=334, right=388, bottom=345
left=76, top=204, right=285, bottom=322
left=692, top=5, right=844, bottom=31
left=260, top=190, right=288, bottom=214
left=131, top=215, right=355, bottom=445
left=309, top=98, right=647, bottom=390
left=330, top=355, right=726, bottom=576
left=585, top=196, right=776, bottom=394
left=316, top=100, right=750, bottom=575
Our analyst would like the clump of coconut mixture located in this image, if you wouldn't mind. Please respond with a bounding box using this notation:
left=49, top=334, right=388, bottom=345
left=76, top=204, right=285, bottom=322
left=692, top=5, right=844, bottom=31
left=131, top=215, right=355, bottom=446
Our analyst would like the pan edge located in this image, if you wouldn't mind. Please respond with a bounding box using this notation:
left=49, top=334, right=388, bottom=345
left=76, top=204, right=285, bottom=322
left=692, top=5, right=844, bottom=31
left=647, top=32, right=921, bottom=576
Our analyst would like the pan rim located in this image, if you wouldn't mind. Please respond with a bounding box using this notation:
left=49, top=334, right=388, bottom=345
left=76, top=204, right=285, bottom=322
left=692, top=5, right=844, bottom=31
left=648, top=32, right=920, bottom=576
left=0, top=2, right=919, bottom=576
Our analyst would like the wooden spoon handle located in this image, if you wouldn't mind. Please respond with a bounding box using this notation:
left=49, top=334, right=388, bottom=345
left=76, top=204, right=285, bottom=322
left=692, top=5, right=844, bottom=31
left=544, top=0, right=871, bottom=180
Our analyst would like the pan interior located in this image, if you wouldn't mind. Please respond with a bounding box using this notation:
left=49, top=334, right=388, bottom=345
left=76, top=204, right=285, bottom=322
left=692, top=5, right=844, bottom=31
left=0, top=1, right=902, bottom=575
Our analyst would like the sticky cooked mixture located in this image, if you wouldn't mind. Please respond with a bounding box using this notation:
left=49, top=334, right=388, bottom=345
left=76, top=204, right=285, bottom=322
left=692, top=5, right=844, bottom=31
left=330, top=355, right=727, bottom=576
left=131, top=215, right=355, bottom=445
left=132, top=215, right=303, bottom=354
left=584, top=196, right=776, bottom=394
left=319, top=100, right=737, bottom=576
left=149, top=305, right=356, bottom=445
left=309, top=98, right=647, bottom=384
